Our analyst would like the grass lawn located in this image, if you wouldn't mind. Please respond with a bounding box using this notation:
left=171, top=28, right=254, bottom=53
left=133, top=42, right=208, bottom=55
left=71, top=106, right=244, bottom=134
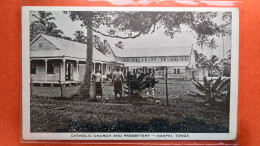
left=30, top=79, right=229, bottom=133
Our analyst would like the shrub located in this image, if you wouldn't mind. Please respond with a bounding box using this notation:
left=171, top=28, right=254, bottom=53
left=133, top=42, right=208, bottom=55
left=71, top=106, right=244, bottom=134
left=124, top=72, right=159, bottom=98
left=188, top=77, right=230, bottom=105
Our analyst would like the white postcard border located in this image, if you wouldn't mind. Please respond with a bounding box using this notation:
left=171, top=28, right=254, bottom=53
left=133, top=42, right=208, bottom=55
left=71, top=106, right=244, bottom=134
left=22, top=6, right=239, bottom=140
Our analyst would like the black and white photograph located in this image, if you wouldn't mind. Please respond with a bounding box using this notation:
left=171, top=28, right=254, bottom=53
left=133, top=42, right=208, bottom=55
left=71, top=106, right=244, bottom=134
left=22, top=7, right=239, bottom=140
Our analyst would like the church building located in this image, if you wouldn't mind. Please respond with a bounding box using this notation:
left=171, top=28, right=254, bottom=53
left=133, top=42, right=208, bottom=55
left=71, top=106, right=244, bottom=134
left=30, top=35, right=197, bottom=86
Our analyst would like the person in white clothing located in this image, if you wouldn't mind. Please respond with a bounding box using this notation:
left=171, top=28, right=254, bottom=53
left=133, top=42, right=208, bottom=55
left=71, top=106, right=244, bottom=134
left=93, top=71, right=102, bottom=98
left=112, top=66, right=124, bottom=98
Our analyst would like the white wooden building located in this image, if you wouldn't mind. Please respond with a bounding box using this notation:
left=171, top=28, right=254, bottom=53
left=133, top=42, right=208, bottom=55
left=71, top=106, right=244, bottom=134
left=112, top=46, right=197, bottom=79
left=30, top=34, right=122, bottom=86
left=30, top=35, right=199, bottom=86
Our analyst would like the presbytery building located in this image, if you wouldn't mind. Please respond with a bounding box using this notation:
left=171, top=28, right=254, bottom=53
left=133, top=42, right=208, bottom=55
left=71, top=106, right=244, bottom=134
left=30, top=35, right=198, bottom=86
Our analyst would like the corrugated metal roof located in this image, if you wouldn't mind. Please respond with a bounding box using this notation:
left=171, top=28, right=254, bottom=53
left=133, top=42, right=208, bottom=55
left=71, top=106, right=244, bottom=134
left=112, top=46, right=192, bottom=57
left=124, top=62, right=189, bottom=67
left=30, top=34, right=114, bottom=62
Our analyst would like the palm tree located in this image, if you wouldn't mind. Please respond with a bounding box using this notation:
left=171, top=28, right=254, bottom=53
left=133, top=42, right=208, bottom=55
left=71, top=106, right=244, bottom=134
left=216, top=24, right=231, bottom=59
left=45, top=23, right=63, bottom=38
left=196, top=35, right=209, bottom=77
left=196, top=35, right=208, bottom=55
left=207, top=38, right=218, bottom=57
left=32, top=11, right=55, bottom=27
left=201, top=55, right=221, bottom=77
left=30, top=11, right=63, bottom=40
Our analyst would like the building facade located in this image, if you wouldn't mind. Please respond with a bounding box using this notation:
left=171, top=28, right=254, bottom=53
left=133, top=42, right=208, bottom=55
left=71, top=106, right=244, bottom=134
left=30, top=34, right=123, bottom=86
left=30, top=35, right=198, bottom=86
left=110, top=46, right=197, bottom=79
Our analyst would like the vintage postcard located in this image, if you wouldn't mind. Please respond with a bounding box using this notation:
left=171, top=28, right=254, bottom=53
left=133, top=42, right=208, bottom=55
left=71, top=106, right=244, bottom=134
left=22, top=6, right=239, bottom=140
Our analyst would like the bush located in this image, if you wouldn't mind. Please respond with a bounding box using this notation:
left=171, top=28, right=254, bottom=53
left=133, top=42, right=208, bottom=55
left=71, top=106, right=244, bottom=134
left=124, top=72, right=159, bottom=98
left=188, top=77, right=230, bottom=106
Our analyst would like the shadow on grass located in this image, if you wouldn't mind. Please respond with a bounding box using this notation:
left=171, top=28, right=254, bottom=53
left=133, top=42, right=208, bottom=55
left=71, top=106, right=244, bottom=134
left=56, top=117, right=228, bottom=133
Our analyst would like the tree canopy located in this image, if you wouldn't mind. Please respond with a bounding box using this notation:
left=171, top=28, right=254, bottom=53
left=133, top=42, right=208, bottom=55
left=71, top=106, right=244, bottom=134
left=66, top=11, right=220, bottom=40
left=30, top=11, right=64, bottom=41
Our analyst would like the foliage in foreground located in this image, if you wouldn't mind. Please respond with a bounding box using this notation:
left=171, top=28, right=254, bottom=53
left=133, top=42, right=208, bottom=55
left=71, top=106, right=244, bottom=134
left=124, top=72, right=159, bottom=98
left=55, top=117, right=228, bottom=133
left=188, top=77, right=230, bottom=105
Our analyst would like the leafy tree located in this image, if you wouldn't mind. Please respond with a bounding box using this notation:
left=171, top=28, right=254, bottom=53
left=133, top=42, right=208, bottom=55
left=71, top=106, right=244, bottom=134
left=62, top=36, right=72, bottom=40
left=188, top=77, right=230, bottom=106
left=66, top=11, right=219, bottom=98
left=30, top=22, right=46, bottom=41
left=197, top=53, right=207, bottom=68
left=216, top=24, right=231, bottom=58
left=216, top=12, right=231, bottom=59
left=30, top=11, right=64, bottom=41
left=73, top=31, right=117, bottom=55
left=220, top=50, right=231, bottom=77
left=45, top=23, right=64, bottom=38
left=32, top=11, right=55, bottom=26
left=115, top=41, right=124, bottom=49
left=201, top=55, right=221, bottom=77
left=93, top=35, right=111, bottom=55
left=73, top=30, right=87, bottom=43
left=227, top=49, right=231, bottom=60
left=207, top=38, right=218, bottom=56
left=194, top=50, right=199, bottom=67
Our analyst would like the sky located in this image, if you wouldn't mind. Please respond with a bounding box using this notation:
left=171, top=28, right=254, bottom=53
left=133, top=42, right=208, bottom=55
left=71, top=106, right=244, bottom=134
left=30, top=11, right=231, bottom=59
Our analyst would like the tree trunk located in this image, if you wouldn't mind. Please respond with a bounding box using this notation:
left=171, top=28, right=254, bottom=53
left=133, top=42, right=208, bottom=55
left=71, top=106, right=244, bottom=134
left=222, top=35, right=225, bottom=59
left=79, top=20, right=93, bottom=99
left=201, top=45, right=204, bottom=77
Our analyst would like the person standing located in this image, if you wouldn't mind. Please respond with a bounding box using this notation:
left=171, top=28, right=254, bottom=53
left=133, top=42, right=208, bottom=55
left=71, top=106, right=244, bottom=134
left=112, top=66, right=124, bottom=98
left=93, top=71, right=102, bottom=98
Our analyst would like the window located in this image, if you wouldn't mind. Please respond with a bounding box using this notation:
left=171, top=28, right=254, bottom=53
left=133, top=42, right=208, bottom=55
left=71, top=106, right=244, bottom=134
left=145, top=58, right=147, bottom=61
left=161, top=58, right=163, bottom=61
left=174, top=68, right=176, bottom=74
left=181, top=58, right=183, bottom=61
left=164, top=58, right=166, bottom=61
left=47, top=61, right=55, bottom=74
left=31, top=61, right=36, bottom=74
left=185, top=57, right=187, bottom=61
left=39, top=43, right=43, bottom=48
left=177, top=68, right=180, bottom=74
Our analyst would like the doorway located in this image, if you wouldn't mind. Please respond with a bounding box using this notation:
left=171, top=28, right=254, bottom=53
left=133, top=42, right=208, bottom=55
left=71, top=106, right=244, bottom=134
left=66, top=62, right=74, bottom=81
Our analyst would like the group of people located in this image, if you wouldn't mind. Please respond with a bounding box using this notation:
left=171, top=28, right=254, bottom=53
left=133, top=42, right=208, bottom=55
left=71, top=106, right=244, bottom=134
left=92, top=66, right=156, bottom=99
left=92, top=66, right=124, bottom=99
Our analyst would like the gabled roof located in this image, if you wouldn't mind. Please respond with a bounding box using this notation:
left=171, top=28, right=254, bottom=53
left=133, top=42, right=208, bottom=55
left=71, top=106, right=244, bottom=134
left=30, top=34, right=114, bottom=62
left=112, top=46, right=192, bottom=57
